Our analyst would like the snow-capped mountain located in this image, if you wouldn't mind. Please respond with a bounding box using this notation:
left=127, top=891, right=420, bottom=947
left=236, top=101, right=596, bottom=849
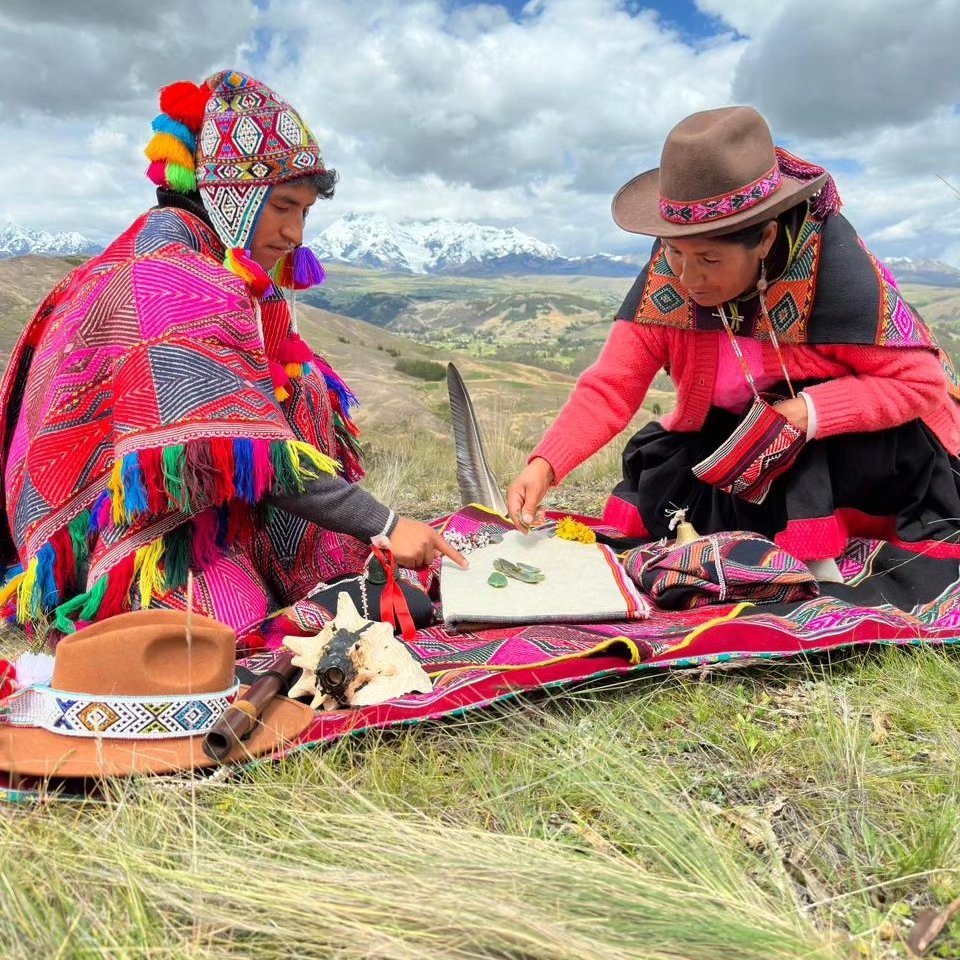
left=885, top=257, right=960, bottom=289
left=309, top=213, right=639, bottom=277
left=310, top=213, right=560, bottom=273
left=0, top=222, right=102, bottom=259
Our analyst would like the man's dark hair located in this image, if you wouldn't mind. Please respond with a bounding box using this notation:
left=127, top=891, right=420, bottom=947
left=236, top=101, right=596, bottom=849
left=291, top=170, right=338, bottom=200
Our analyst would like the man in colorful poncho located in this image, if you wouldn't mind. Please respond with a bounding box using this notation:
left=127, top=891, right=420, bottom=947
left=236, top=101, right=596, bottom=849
left=0, top=70, right=463, bottom=644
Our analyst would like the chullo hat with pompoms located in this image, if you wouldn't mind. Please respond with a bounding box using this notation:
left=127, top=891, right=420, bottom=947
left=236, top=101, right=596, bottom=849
left=144, top=69, right=336, bottom=401
left=145, top=69, right=327, bottom=299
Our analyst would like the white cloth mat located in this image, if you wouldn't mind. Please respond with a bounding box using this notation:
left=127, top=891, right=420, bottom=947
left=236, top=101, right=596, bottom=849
left=440, top=528, right=649, bottom=632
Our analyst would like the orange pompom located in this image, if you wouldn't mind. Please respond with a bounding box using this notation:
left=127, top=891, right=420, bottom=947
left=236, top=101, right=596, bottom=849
left=144, top=131, right=193, bottom=168
left=159, top=81, right=212, bottom=132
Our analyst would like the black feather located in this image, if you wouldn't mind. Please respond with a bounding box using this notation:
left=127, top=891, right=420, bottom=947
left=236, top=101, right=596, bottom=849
left=446, top=363, right=508, bottom=515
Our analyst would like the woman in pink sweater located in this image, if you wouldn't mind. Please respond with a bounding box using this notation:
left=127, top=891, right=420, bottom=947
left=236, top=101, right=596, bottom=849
left=507, top=107, right=960, bottom=565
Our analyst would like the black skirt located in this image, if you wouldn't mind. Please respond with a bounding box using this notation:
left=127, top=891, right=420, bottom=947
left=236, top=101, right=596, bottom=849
left=609, top=403, right=960, bottom=560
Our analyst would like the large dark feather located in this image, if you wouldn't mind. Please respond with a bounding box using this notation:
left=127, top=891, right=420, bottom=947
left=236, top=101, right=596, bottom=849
left=446, top=363, right=508, bottom=515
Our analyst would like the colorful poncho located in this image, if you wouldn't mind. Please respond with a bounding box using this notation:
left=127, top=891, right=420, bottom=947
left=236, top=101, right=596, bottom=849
left=0, top=206, right=366, bottom=640
left=622, top=204, right=960, bottom=398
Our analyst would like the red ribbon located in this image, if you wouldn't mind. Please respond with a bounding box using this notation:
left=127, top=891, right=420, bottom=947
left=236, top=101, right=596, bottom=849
left=370, top=545, right=416, bottom=641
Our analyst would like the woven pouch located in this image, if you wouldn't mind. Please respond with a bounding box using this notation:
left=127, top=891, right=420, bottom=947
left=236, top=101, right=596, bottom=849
left=692, top=395, right=806, bottom=504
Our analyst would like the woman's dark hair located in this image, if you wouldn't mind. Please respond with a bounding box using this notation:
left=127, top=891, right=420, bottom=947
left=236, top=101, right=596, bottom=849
left=290, top=169, right=339, bottom=200
left=709, top=219, right=773, bottom=248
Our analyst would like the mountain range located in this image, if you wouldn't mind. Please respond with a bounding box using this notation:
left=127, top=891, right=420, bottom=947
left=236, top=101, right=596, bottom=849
left=2, top=214, right=959, bottom=287
left=0, top=222, right=103, bottom=259
left=884, top=257, right=960, bottom=288
left=307, top=213, right=641, bottom=277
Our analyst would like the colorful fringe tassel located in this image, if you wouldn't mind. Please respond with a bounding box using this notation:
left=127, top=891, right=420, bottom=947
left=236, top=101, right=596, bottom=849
left=1, top=437, right=339, bottom=628
left=775, top=146, right=842, bottom=219
left=104, top=437, right=338, bottom=527
left=225, top=247, right=272, bottom=298
left=271, top=245, right=326, bottom=290
left=270, top=334, right=317, bottom=400
left=0, top=509, right=91, bottom=624
left=314, top=355, right=359, bottom=415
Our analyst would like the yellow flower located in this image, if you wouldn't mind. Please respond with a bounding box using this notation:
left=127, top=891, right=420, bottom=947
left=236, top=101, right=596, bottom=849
left=554, top=517, right=597, bottom=544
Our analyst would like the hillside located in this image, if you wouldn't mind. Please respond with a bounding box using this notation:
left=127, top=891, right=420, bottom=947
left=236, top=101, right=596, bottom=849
left=3, top=255, right=958, bottom=462
left=303, top=265, right=960, bottom=374
left=0, top=257, right=667, bottom=484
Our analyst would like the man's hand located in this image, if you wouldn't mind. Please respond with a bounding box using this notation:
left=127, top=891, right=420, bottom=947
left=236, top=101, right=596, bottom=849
left=505, top=457, right=555, bottom=534
left=389, top=517, right=469, bottom=569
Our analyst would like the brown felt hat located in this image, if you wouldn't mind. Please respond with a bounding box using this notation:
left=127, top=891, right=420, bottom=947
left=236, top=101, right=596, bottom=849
left=0, top=610, right=314, bottom=778
left=612, top=106, right=829, bottom=238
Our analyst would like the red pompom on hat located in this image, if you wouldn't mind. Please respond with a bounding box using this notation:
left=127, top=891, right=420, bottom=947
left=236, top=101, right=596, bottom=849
left=159, top=81, right=212, bottom=133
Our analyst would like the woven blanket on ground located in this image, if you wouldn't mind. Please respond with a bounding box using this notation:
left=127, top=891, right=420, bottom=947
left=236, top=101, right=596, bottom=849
left=3, top=509, right=960, bottom=797
left=245, top=508, right=960, bottom=755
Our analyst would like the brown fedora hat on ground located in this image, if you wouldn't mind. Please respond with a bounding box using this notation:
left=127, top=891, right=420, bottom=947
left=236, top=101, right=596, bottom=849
left=612, top=106, right=831, bottom=238
left=0, top=610, right=314, bottom=778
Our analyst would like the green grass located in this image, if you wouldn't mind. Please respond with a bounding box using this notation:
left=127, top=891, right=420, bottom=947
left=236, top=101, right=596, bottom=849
left=3, top=649, right=960, bottom=958
left=4, top=294, right=960, bottom=956
left=4, top=422, right=960, bottom=958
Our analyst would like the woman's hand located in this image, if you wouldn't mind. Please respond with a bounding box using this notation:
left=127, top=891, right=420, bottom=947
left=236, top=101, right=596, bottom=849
left=773, top=396, right=808, bottom=435
left=389, top=517, right=468, bottom=569
left=506, top=458, right=555, bottom=533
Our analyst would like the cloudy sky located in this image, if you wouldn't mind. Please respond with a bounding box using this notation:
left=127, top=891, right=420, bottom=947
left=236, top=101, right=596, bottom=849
left=2, top=0, right=959, bottom=265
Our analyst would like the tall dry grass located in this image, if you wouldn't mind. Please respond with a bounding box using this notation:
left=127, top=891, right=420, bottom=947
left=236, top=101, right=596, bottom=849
left=2, top=407, right=960, bottom=958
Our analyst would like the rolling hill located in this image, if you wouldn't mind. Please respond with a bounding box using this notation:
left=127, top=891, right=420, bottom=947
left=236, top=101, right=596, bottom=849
left=4, top=255, right=959, bottom=456
left=0, top=257, right=669, bottom=461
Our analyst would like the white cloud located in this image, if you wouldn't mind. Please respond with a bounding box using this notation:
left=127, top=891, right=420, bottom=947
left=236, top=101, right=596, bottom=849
left=259, top=0, right=743, bottom=242
left=733, top=0, right=960, bottom=137
left=0, top=0, right=259, bottom=118
left=694, top=0, right=792, bottom=35
left=0, top=0, right=957, bottom=267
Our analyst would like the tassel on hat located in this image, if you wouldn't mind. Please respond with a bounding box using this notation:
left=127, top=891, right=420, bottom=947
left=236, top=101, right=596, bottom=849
left=144, top=80, right=212, bottom=195
left=144, top=78, right=276, bottom=299
left=775, top=147, right=842, bottom=219
left=223, top=247, right=272, bottom=298
left=267, top=247, right=328, bottom=399
left=273, top=245, right=326, bottom=291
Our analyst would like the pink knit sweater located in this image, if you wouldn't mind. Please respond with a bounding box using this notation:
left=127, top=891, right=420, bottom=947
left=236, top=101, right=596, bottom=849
left=533, top=321, right=960, bottom=483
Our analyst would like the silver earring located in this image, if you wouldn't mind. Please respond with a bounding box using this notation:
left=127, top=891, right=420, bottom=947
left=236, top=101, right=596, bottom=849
left=757, top=259, right=768, bottom=295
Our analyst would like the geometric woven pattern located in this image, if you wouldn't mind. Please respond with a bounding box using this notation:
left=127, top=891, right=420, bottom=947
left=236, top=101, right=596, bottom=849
left=198, top=70, right=323, bottom=188
left=239, top=513, right=960, bottom=754
left=202, top=183, right=269, bottom=251
left=197, top=70, right=326, bottom=250
left=3, top=682, right=239, bottom=739
left=692, top=396, right=807, bottom=504
left=867, top=245, right=960, bottom=399
left=626, top=205, right=959, bottom=434
left=660, top=165, right=780, bottom=224
left=766, top=291, right=801, bottom=337
left=0, top=203, right=364, bottom=638
left=650, top=282, right=686, bottom=315
left=758, top=217, right=820, bottom=343
left=625, top=530, right=818, bottom=609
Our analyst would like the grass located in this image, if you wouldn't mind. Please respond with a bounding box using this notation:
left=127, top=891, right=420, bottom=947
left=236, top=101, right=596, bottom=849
left=3, top=649, right=960, bottom=957
left=3, top=387, right=960, bottom=958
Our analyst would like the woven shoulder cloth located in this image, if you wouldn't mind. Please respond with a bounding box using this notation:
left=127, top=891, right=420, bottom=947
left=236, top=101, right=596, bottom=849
left=622, top=531, right=820, bottom=610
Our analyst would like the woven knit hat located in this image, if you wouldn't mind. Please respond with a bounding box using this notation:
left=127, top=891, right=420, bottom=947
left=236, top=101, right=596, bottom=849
left=0, top=610, right=314, bottom=778
left=145, top=69, right=328, bottom=291
left=612, top=106, right=840, bottom=238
